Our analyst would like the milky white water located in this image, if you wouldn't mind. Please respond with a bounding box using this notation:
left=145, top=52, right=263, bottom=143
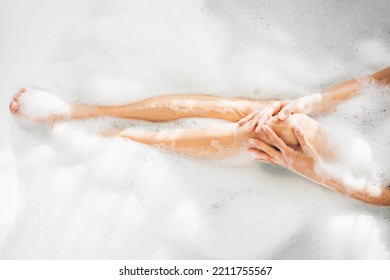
left=2, top=0, right=390, bottom=259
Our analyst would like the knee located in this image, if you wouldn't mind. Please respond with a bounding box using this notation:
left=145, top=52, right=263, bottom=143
left=371, top=67, right=390, bottom=84
left=265, top=113, right=320, bottom=149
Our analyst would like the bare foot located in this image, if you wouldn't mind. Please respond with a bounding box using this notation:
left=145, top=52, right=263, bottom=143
left=9, top=88, right=26, bottom=115
left=9, top=87, right=73, bottom=122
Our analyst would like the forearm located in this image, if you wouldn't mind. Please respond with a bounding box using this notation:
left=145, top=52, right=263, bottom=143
left=293, top=164, right=390, bottom=206
left=323, top=177, right=390, bottom=206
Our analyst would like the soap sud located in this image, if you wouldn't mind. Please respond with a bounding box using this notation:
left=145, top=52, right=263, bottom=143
left=316, top=82, right=390, bottom=192
left=5, top=0, right=390, bottom=259
left=18, top=88, right=71, bottom=119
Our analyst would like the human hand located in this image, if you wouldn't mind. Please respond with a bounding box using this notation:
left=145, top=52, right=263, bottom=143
left=238, top=100, right=288, bottom=132
left=249, top=125, right=390, bottom=206
left=248, top=125, right=320, bottom=179
left=238, top=94, right=321, bottom=132
left=278, top=94, right=322, bottom=120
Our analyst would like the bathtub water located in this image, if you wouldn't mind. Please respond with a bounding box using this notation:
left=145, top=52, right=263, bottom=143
left=2, top=0, right=390, bottom=259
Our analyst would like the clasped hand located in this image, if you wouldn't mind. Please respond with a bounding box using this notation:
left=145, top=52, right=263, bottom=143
left=240, top=97, right=322, bottom=180
left=238, top=95, right=319, bottom=132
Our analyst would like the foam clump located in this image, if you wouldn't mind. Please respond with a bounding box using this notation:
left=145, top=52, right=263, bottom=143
left=18, top=88, right=71, bottom=119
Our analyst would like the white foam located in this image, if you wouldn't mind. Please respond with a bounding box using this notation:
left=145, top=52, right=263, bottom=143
left=18, top=88, right=71, bottom=119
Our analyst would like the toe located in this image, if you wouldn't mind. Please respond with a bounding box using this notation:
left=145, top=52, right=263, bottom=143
left=9, top=100, right=19, bottom=114
left=10, top=87, right=28, bottom=114
left=14, top=87, right=26, bottom=101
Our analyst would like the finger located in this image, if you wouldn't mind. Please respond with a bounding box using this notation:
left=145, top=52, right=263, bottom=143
left=278, top=105, right=292, bottom=120
left=254, top=108, right=273, bottom=132
left=248, top=148, right=271, bottom=162
left=272, top=101, right=284, bottom=114
left=249, top=138, right=281, bottom=159
left=262, top=125, right=293, bottom=155
left=255, top=118, right=266, bottom=132
left=238, top=110, right=256, bottom=125
left=268, top=101, right=284, bottom=116
left=279, top=100, right=290, bottom=107
left=249, top=148, right=286, bottom=167
left=238, top=113, right=253, bottom=125
left=248, top=112, right=262, bottom=132
left=293, top=126, right=317, bottom=157
left=255, top=102, right=284, bottom=132
left=292, top=126, right=309, bottom=149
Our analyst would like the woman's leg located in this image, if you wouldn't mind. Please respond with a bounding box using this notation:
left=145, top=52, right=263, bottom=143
left=115, top=113, right=325, bottom=159
left=371, top=67, right=390, bottom=84
left=10, top=88, right=269, bottom=122
left=125, top=67, right=388, bottom=123
left=10, top=67, right=389, bottom=123
left=88, top=95, right=269, bottom=122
